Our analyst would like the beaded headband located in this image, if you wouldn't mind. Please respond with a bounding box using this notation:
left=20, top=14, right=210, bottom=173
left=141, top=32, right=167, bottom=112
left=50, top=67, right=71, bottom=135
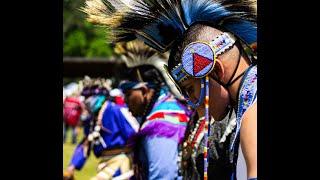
left=168, top=32, right=236, bottom=83
left=164, top=32, right=236, bottom=108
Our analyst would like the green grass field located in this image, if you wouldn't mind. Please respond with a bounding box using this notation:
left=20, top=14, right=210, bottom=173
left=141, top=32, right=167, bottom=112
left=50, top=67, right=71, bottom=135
left=63, top=128, right=100, bottom=180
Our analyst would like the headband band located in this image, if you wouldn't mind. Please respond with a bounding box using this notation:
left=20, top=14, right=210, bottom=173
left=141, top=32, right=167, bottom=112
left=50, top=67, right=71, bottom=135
left=169, top=32, right=236, bottom=83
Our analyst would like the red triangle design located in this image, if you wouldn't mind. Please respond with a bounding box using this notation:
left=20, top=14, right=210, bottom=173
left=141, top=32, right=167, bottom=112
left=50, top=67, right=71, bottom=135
left=193, top=53, right=212, bottom=75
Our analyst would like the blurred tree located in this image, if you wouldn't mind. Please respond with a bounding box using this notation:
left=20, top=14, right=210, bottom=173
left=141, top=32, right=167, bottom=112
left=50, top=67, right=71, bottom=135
left=63, top=0, right=114, bottom=58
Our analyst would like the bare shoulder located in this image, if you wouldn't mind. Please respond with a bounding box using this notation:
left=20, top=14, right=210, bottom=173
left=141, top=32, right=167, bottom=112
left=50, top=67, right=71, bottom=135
left=242, top=101, right=257, bottom=125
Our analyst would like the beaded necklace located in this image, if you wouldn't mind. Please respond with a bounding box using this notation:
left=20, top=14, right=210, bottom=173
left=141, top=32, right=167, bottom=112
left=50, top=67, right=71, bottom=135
left=182, top=116, right=215, bottom=174
left=181, top=105, right=234, bottom=178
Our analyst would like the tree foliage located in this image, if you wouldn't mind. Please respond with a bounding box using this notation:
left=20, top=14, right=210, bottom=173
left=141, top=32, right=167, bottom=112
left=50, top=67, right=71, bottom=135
left=63, top=0, right=114, bottom=58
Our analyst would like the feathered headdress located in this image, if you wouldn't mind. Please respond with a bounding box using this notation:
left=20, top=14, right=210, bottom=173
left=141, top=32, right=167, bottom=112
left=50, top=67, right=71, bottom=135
left=114, top=40, right=169, bottom=68
left=114, top=40, right=183, bottom=98
left=82, top=0, right=256, bottom=53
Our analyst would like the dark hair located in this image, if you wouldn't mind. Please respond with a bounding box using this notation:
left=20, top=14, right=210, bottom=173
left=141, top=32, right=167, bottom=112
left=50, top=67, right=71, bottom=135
left=128, top=65, right=166, bottom=87
left=81, top=86, right=109, bottom=98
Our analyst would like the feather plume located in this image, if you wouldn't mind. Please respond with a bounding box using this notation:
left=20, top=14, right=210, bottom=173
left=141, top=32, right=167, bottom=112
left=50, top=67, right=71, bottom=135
left=82, top=0, right=256, bottom=52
